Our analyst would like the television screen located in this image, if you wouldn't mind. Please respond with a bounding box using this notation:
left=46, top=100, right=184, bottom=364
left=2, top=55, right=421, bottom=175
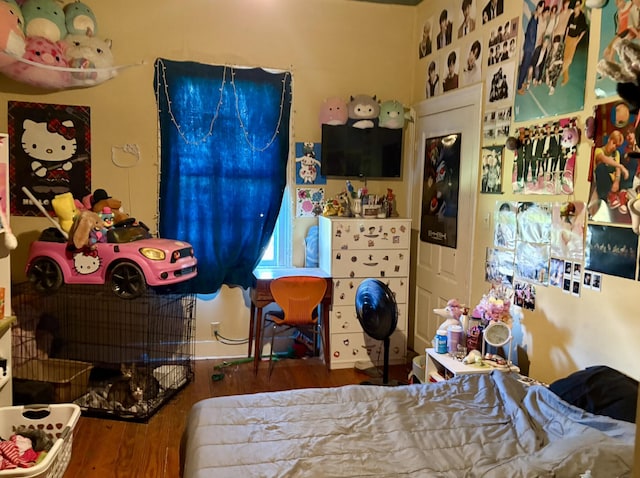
left=320, top=124, right=403, bottom=178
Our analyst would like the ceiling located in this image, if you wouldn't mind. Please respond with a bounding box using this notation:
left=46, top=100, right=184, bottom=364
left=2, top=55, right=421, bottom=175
left=355, top=0, right=423, bottom=5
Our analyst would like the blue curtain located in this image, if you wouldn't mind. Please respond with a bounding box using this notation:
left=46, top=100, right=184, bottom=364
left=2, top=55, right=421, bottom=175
left=154, top=59, right=291, bottom=293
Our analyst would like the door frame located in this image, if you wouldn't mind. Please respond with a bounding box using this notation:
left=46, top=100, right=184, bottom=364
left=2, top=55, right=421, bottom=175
left=408, top=84, right=483, bottom=352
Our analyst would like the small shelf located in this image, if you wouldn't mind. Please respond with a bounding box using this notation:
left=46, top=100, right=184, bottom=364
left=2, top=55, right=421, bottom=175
left=0, top=372, right=9, bottom=392
left=0, top=316, right=16, bottom=338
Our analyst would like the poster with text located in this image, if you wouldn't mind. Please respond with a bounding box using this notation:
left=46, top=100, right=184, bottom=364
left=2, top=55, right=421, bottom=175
left=420, top=133, right=461, bottom=248
left=8, top=101, right=91, bottom=216
left=514, top=0, right=589, bottom=122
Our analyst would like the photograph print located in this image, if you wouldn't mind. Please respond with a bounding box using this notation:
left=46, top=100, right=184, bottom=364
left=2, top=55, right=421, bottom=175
left=419, top=17, right=434, bottom=59
left=595, top=0, right=640, bottom=98
left=426, top=57, right=441, bottom=98
left=442, top=48, right=461, bottom=94
left=485, top=61, right=516, bottom=106
left=482, top=0, right=504, bottom=24
left=487, top=17, right=518, bottom=67
left=585, top=224, right=638, bottom=280
left=514, top=0, right=589, bottom=122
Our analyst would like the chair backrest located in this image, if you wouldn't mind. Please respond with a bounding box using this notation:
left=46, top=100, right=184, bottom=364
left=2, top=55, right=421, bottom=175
left=269, top=276, right=327, bottom=325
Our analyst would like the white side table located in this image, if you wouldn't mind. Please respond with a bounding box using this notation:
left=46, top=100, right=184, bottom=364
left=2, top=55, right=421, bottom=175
left=425, top=348, right=492, bottom=382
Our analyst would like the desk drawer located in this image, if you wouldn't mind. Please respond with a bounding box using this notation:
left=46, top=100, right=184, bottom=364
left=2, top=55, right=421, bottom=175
left=330, top=330, right=406, bottom=367
left=331, top=303, right=407, bottom=334
left=329, top=249, right=408, bottom=278
left=332, top=277, right=408, bottom=307
left=328, top=219, right=410, bottom=251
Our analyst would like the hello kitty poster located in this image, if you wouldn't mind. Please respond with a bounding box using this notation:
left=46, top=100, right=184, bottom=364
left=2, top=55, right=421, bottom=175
left=8, top=101, right=91, bottom=216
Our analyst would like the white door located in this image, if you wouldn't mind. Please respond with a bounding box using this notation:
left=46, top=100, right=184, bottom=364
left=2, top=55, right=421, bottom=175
left=410, top=85, right=482, bottom=354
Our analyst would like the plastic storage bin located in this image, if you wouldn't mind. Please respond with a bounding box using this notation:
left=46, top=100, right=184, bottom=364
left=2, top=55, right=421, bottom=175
left=0, top=403, right=80, bottom=478
left=12, top=359, right=93, bottom=403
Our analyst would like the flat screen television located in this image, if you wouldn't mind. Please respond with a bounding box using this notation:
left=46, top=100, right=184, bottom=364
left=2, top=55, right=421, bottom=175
left=321, top=124, right=403, bottom=179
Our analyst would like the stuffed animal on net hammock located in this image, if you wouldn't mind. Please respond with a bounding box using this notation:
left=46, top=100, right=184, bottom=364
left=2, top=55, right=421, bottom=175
left=597, top=39, right=640, bottom=112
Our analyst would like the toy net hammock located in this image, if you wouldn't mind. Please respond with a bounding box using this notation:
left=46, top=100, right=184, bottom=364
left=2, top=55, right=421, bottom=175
left=0, top=51, right=142, bottom=90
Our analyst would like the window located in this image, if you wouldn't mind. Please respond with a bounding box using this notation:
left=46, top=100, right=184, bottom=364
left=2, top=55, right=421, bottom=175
left=155, top=60, right=292, bottom=293
left=256, top=188, right=292, bottom=269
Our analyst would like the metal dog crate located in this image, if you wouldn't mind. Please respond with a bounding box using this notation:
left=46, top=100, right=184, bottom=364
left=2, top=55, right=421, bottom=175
left=11, top=282, right=195, bottom=421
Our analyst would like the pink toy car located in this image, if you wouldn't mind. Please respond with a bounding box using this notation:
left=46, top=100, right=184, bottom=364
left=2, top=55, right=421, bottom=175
left=25, top=222, right=198, bottom=299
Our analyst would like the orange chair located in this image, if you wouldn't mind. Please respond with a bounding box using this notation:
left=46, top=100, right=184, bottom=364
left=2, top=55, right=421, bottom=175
left=261, top=276, right=327, bottom=377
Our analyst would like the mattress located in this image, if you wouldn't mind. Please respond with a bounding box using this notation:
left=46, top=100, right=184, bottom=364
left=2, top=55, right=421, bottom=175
left=182, top=372, right=636, bottom=477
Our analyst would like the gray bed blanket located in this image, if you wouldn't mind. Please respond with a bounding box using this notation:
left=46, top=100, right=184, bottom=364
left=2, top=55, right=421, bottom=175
left=182, top=371, right=636, bottom=477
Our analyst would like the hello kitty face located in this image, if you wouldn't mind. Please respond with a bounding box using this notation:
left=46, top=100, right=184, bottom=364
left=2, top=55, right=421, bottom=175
left=21, top=119, right=77, bottom=162
left=73, top=251, right=101, bottom=275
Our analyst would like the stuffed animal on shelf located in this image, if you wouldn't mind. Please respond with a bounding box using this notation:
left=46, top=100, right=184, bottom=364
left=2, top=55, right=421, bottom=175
left=318, top=96, right=348, bottom=126
left=63, top=0, right=97, bottom=36
left=51, top=192, right=78, bottom=234
left=0, top=1, right=26, bottom=68
left=1, top=35, right=71, bottom=89
left=61, top=33, right=114, bottom=83
left=378, top=100, right=406, bottom=129
left=90, top=188, right=129, bottom=224
left=347, top=94, right=380, bottom=129
left=21, top=0, right=67, bottom=42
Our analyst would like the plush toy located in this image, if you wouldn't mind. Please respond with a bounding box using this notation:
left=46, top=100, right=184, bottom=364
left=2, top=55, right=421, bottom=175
left=21, top=0, right=66, bottom=42
left=91, top=188, right=128, bottom=224
left=99, top=206, right=114, bottom=228
left=63, top=0, right=97, bottom=36
left=1, top=35, right=71, bottom=89
left=378, top=100, right=406, bottom=129
left=68, top=209, right=105, bottom=249
left=51, top=192, right=78, bottom=233
left=61, top=33, right=114, bottom=83
left=318, top=96, right=348, bottom=126
left=597, top=40, right=640, bottom=112
left=347, top=94, right=380, bottom=129
left=0, top=1, right=25, bottom=68
left=0, top=201, right=17, bottom=250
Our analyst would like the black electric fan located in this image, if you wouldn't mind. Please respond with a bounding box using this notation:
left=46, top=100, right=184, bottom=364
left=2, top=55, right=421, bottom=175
left=355, top=278, right=403, bottom=386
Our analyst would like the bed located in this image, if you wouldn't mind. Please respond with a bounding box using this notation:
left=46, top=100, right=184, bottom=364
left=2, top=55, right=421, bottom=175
left=181, top=370, right=637, bottom=477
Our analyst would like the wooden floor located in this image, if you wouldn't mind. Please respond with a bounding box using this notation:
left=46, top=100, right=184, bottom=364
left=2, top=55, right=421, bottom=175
left=63, top=357, right=413, bottom=478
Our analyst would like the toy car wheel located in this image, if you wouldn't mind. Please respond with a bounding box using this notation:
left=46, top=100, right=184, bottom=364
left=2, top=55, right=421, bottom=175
left=28, top=258, right=63, bottom=293
left=110, top=262, right=147, bottom=299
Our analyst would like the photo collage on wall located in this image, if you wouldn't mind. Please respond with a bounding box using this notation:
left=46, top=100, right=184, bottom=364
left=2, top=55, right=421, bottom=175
left=486, top=196, right=603, bottom=309
left=420, top=0, right=509, bottom=100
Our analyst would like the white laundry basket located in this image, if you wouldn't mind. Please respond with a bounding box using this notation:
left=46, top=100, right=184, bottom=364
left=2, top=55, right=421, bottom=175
left=0, top=404, right=81, bottom=478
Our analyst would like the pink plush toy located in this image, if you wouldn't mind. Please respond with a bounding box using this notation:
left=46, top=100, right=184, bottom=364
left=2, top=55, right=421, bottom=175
left=318, top=96, right=348, bottom=126
left=0, top=1, right=26, bottom=68
left=1, top=35, right=70, bottom=89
